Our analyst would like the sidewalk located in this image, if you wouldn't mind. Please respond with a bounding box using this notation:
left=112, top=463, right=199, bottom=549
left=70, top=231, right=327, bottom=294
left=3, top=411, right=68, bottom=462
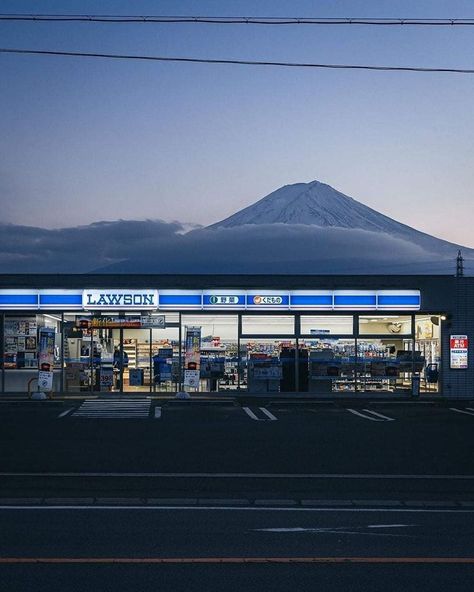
left=0, top=391, right=472, bottom=405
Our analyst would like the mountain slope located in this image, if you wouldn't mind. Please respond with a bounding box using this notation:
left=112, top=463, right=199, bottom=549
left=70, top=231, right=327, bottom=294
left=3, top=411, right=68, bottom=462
left=210, top=180, right=467, bottom=256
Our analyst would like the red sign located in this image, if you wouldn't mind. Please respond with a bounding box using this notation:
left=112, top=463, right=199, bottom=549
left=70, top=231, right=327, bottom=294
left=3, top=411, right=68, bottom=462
left=450, top=336, right=468, bottom=349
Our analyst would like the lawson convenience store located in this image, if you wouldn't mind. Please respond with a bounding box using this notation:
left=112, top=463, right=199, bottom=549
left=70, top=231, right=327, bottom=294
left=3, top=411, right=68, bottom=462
left=0, top=274, right=472, bottom=397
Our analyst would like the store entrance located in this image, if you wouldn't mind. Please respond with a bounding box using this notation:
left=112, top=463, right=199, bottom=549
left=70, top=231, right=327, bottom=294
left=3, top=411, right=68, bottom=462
left=121, top=329, right=151, bottom=393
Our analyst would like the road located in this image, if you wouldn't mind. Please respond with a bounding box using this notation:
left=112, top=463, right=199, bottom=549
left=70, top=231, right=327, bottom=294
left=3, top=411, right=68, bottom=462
left=1, top=506, right=474, bottom=591
left=0, top=400, right=473, bottom=590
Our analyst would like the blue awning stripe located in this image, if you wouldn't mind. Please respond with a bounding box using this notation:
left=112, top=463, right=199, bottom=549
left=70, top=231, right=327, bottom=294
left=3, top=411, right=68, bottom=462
left=378, top=295, right=420, bottom=305
left=39, top=294, right=82, bottom=305
left=334, top=295, right=377, bottom=305
left=0, top=294, right=38, bottom=305
left=159, top=294, right=202, bottom=305
left=290, top=295, right=333, bottom=306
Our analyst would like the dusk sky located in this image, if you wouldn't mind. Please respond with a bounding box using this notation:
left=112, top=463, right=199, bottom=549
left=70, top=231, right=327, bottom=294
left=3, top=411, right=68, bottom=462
left=1, top=0, right=474, bottom=247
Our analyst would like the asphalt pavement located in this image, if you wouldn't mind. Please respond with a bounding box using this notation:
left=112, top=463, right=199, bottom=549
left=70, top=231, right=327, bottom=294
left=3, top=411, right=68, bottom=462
left=1, top=400, right=474, bottom=591
left=1, top=507, right=474, bottom=591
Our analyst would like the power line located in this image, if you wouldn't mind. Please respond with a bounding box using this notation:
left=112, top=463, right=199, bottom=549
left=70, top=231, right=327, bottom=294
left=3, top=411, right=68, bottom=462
left=1, top=48, right=474, bottom=74
left=1, top=14, right=474, bottom=26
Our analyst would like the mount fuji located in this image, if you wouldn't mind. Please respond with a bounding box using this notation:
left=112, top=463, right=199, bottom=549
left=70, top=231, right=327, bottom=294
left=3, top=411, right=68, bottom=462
left=2, top=179, right=471, bottom=274
left=209, top=179, right=465, bottom=258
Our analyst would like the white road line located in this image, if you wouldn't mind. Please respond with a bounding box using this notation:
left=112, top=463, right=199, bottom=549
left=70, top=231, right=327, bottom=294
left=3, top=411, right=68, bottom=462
left=363, top=409, right=395, bottom=422
left=467, top=408, right=474, bottom=412
left=347, top=409, right=382, bottom=422
left=2, top=472, right=473, bottom=479
left=57, top=408, right=74, bottom=418
left=0, top=506, right=472, bottom=513
left=259, top=407, right=278, bottom=421
left=450, top=408, right=474, bottom=417
left=367, top=524, right=413, bottom=528
left=243, top=407, right=261, bottom=421
left=154, top=407, right=162, bottom=419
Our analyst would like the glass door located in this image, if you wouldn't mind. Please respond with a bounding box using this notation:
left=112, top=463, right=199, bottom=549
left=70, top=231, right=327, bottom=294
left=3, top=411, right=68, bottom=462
left=122, top=329, right=151, bottom=393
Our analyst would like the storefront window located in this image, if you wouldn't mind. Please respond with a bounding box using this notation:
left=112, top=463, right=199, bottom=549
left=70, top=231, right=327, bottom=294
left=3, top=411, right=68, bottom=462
left=4, top=314, right=62, bottom=393
left=359, top=315, right=412, bottom=336
left=181, top=315, right=238, bottom=392
left=151, top=316, right=180, bottom=393
left=63, top=313, right=109, bottom=393
left=300, top=315, right=353, bottom=336
left=356, top=338, right=413, bottom=393
left=241, top=315, right=294, bottom=336
left=300, top=338, right=355, bottom=393
left=240, top=338, right=297, bottom=393
left=415, top=315, right=441, bottom=393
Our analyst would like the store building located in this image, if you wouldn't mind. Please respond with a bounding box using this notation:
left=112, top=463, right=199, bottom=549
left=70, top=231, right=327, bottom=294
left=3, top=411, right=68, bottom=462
left=0, top=274, right=472, bottom=397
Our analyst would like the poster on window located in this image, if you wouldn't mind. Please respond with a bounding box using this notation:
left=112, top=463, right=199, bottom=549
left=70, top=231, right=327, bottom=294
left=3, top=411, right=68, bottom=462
left=38, top=327, right=55, bottom=391
left=184, top=326, right=201, bottom=386
left=450, top=335, right=468, bottom=369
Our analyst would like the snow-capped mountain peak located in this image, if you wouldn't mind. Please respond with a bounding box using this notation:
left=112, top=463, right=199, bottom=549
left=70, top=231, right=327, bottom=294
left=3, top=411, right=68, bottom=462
left=210, top=180, right=402, bottom=232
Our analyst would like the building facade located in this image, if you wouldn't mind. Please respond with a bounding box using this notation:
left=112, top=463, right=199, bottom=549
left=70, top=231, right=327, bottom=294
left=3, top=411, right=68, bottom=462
left=0, top=274, right=472, bottom=397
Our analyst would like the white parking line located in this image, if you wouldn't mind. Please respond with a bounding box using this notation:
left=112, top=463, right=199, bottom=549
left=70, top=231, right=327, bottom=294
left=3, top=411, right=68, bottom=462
left=347, top=409, right=381, bottom=422
left=450, top=408, right=474, bottom=417
left=259, top=407, right=278, bottom=421
left=243, top=407, right=260, bottom=421
left=347, top=409, right=395, bottom=422
left=363, top=409, right=395, bottom=422
left=243, top=407, right=278, bottom=421
left=154, top=407, right=162, bottom=419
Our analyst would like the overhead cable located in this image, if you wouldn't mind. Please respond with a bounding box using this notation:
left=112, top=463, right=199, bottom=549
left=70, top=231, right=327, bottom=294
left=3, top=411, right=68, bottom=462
left=1, top=48, right=474, bottom=74
left=1, top=14, right=474, bottom=26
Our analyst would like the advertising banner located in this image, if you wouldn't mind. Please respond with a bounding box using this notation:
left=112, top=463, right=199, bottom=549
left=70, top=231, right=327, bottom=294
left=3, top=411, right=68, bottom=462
left=184, top=326, right=201, bottom=387
left=100, top=367, right=114, bottom=391
left=77, top=315, right=165, bottom=329
left=450, top=335, right=468, bottom=369
left=38, top=327, right=55, bottom=391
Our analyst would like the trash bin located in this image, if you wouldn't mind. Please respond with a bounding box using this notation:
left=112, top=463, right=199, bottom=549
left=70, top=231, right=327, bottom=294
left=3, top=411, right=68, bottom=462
left=426, top=363, right=439, bottom=384
left=412, top=374, right=420, bottom=398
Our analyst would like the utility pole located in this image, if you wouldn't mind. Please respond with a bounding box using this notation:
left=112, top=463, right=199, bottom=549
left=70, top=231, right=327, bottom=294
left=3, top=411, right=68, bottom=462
left=456, top=250, right=464, bottom=277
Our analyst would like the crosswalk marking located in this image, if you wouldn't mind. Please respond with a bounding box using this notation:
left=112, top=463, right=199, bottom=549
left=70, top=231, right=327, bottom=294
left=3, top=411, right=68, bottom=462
left=72, top=399, right=151, bottom=419
left=347, top=408, right=395, bottom=422
left=243, top=407, right=278, bottom=421
left=450, top=408, right=474, bottom=417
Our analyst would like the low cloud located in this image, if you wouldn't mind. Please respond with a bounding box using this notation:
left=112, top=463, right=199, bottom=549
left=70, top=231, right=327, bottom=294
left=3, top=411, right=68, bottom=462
left=0, top=219, right=464, bottom=274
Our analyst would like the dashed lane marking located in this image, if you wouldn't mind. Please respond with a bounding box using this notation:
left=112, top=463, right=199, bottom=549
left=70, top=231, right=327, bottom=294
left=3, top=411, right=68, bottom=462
left=154, top=407, right=162, bottom=419
left=57, top=408, right=74, bottom=418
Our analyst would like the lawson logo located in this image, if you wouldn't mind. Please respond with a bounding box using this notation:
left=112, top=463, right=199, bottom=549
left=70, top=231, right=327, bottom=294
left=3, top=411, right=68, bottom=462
left=83, top=290, right=157, bottom=309
left=253, top=295, right=283, bottom=305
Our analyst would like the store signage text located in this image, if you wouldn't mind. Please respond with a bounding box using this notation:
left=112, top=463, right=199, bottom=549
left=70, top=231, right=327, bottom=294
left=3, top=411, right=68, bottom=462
left=253, top=295, right=283, bottom=305
left=450, top=334, right=468, bottom=369
left=78, top=315, right=165, bottom=329
left=82, top=290, right=158, bottom=309
left=209, top=296, right=240, bottom=305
